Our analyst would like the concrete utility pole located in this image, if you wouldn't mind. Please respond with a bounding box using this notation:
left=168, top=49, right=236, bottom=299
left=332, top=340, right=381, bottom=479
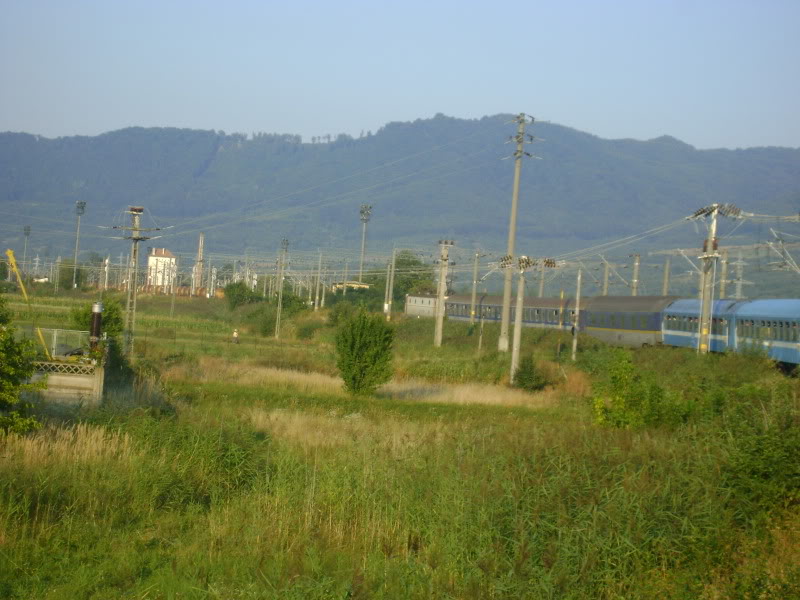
left=342, top=260, right=349, bottom=297
left=661, top=256, right=671, bottom=296
left=321, top=273, right=327, bottom=308
left=434, top=240, right=453, bottom=348
left=469, top=252, right=481, bottom=324
left=22, top=225, right=30, bottom=278
left=103, top=256, right=110, bottom=292
left=571, top=268, right=583, bottom=362
left=499, top=113, right=534, bottom=352
left=358, top=204, right=372, bottom=282
left=383, top=260, right=391, bottom=313
left=115, top=206, right=159, bottom=356
left=630, top=254, right=640, bottom=296
left=386, top=248, right=397, bottom=321
left=191, top=232, right=205, bottom=297
left=510, top=256, right=534, bottom=384
left=170, top=257, right=179, bottom=318
left=733, top=249, right=748, bottom=300
left=697, top=204, right=721, bottom=354
left=72, top=201, right=86, bottom=289
left=602, top=259, right=610, bottom=296
left=719, top=249, right=729, bottom=298
left=538, top=261, right=546, bottom=297
left=275, top=238, right=289, bottom=339
left=314, top=251, right=322, bottom=311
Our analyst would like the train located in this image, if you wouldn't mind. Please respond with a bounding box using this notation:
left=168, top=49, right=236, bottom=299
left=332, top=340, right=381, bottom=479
left=405, top=293, right=800, bottom=365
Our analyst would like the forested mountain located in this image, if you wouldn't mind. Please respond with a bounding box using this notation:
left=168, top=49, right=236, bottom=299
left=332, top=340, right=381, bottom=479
left=1, top=114, right=798, bottom=259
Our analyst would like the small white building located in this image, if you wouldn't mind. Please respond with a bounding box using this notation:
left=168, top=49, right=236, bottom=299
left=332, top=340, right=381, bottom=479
left=147, top=248, right=176, bottom=291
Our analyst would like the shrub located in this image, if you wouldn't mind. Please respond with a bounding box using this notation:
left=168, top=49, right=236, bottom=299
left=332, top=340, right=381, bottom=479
left=724, top=382, right=800, bottom=516
left=591, top=348, right=689, bottom=428
left=513, top=355, right=547, bottom=392
left=327, top=301, right=357, bottom=327
left=70, top=298, right=125, bottom=338
left=335, top=309, right=394, bottom=395
left=296, top=320, right=324, bottom=340
left=224, top=281, right=263, bottom=311
left=0, top=295, right=41, bottom=434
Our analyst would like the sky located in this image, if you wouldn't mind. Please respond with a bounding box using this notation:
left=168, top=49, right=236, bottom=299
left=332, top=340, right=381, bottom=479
left=1, top=0, right=798, bottom=149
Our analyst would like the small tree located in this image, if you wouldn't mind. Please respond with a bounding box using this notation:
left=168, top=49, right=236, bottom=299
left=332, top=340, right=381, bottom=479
left=224, top=281, right=262, bottom=310
left=513, top=355, right=547, bottom=392
left=70, top=298, right=125, bottom=338
left=0, top=294, right=40, bottom=434
left=335, top=309, right=394, bottom=395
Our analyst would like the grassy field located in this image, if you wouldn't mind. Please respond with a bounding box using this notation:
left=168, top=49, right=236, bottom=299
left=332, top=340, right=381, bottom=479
left=1, top=291, right=799, bottom=599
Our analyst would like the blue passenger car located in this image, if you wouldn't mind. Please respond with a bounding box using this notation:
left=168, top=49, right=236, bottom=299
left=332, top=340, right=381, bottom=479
left=661, top=299, right=739, bottom=353
left=730, top=299, right=800, bottom=364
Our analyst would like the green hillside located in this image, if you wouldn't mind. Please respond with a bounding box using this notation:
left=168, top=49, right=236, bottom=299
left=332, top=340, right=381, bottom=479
left=1, top=114, right=798, bottom=259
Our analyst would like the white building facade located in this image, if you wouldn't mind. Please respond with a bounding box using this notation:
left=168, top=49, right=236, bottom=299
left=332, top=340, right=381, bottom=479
left=146, top=248, right=177, bottom=292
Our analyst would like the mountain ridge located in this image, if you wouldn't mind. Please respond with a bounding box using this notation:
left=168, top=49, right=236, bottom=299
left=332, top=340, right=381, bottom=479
left=1, top=114, right=798, bottom=259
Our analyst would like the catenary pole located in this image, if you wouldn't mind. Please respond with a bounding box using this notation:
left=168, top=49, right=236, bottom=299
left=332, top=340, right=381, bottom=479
left=719, top=249, right=728, bottom=298
left=386, top=248, right=396, bottom=321
left=275, top=239, right=288, bottom=338
left=571, top=268, right=582, bottom=362
left=630, top=254, right=640, bottom=296
left=499, top=114, right=531, bottom=352
left=434, top=240, right=453, bottom=347
left=698, top=205, right=720, bottom=354
left=510, top=257, right=533, bottom=384
left=470, top=251, right=479, bottom=324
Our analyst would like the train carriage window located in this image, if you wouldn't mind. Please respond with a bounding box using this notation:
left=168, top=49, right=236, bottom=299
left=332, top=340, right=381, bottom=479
left=640, top=315, right=647, bottom=330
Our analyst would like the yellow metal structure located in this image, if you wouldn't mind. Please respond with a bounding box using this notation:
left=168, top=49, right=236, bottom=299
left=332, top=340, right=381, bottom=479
left=5, top=249, right=53, bottom=360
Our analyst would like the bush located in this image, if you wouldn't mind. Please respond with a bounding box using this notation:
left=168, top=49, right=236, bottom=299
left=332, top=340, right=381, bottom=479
left=591, top=348, right=689, bottom=428
left=724, top=382, right=800, bottom=517
left=327, top=301, right=357, bottom=327
left=513, top=355, right=547, bottom=392
left=224, top=281, right=263, bottom=311
left=0, top=295, right=41, bottom=434
left=70, top=298, right=125, bottom=338
left=334, top=309, right=394, bottom=395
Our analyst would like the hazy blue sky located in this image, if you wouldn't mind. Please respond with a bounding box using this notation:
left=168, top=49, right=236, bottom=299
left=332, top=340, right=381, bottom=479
left=1, top=0, right=798, bottom=149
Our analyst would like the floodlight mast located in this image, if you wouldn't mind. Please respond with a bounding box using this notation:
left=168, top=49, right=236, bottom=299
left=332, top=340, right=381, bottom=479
left=72, top=201, right=86, bottom=288
left=358, top=204, right=372, bottom=282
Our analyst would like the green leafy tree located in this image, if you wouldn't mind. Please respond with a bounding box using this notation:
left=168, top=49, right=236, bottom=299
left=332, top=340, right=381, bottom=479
left=0, top=295, right=41, bottom=434
left=393, top=250, right=435, bottom=297
left=224, top=281, right=262, bottom=310
left=335, top=309, right=394, bottom=395
left=58, top=259, right=85, bottom=290
left=70, top=298, right=125, bottom=338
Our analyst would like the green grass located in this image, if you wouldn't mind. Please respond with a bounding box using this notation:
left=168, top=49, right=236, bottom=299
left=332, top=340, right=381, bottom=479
left=2, top=292, right=799, bottom=598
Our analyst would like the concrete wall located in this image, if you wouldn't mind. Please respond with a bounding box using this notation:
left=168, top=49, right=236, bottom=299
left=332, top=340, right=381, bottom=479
left=31, top=363, right=104, bottom=407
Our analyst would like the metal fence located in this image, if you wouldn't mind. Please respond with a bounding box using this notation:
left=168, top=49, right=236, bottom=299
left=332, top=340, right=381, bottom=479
left=15, top=327, right=90, bottom=357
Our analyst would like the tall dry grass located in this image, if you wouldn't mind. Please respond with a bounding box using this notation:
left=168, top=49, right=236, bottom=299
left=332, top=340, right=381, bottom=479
left=1, top=423, right=138, bottom=470
left=247, top=407, right=452, bottom=456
